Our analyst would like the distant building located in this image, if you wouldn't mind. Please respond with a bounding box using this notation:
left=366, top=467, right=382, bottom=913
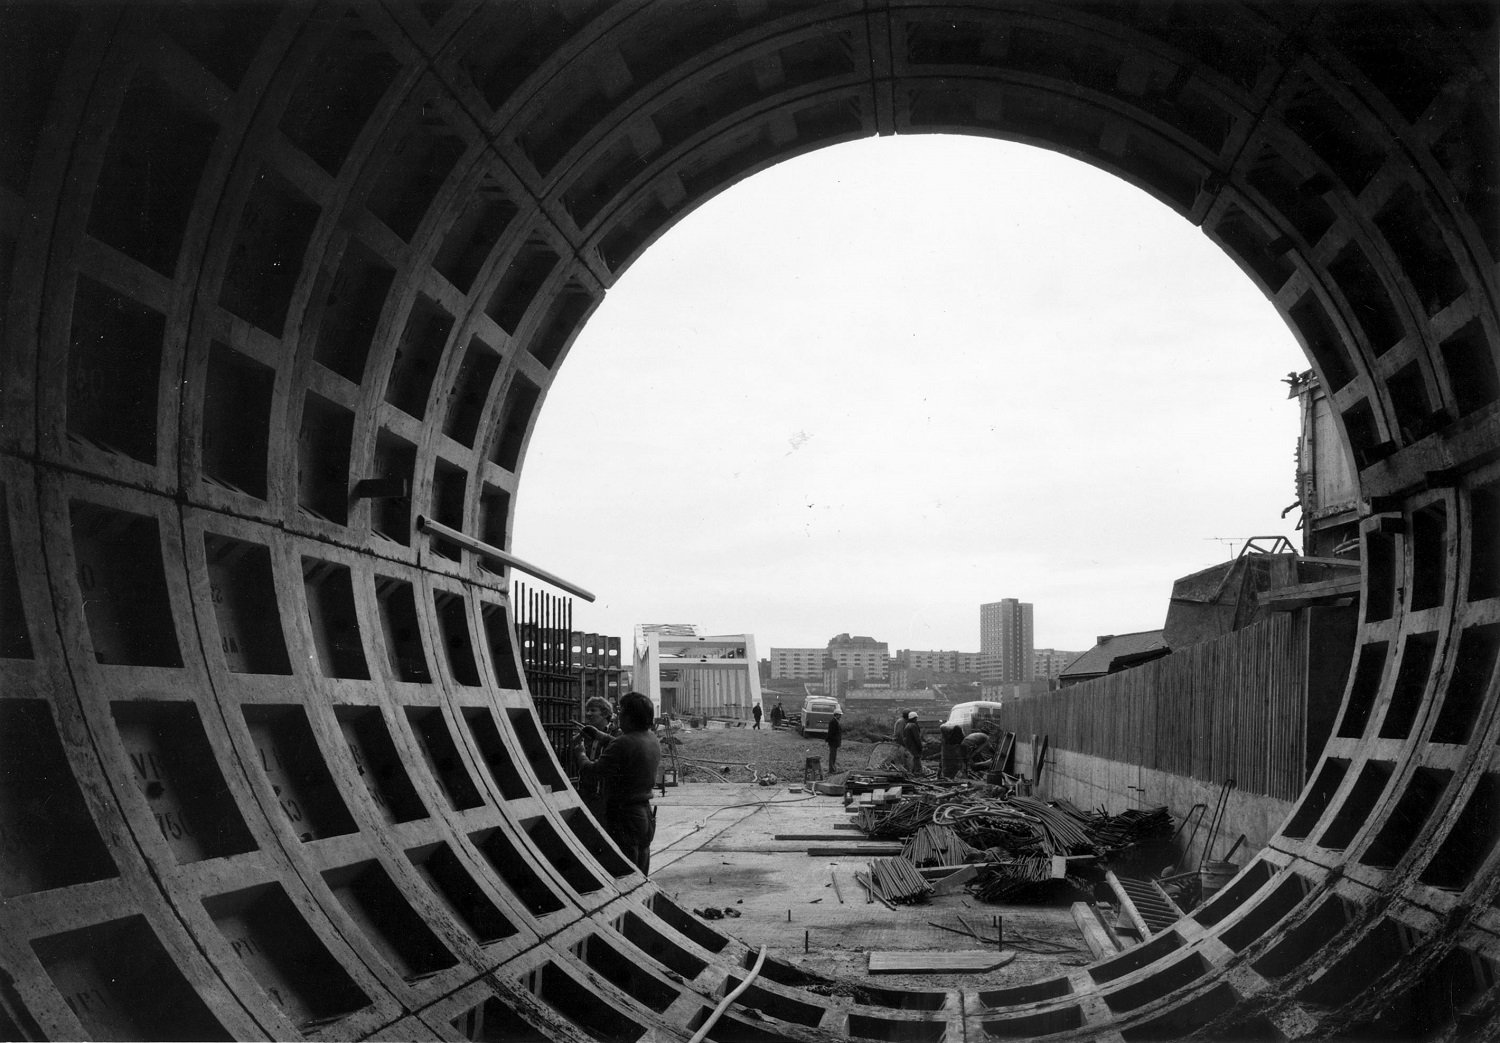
left=899, top=649, right=984, bottom=673
left=903, top=649, right=959, bottom=673
left=827, top=633, right=889, bottom=680
left=980, top=599, right=1033, bottom=684
left=1033, top=648, right=1081, bottom=682
left=983, top=680, right=1053, bottom=701
left=841, top=687, right=939, bottom=717
left=886, top=660, right=910, bottom=689
left=570, top=632, right=624, bottom=707
left=769, top=647, right=828, bottom=679
left=634, top=624, right=761, bottom=720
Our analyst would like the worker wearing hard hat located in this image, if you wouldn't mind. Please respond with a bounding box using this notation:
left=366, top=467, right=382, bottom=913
left=901, top=711, right=925, bottom=774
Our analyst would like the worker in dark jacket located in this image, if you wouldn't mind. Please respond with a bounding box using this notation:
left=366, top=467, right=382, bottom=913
left=825, top=711, right=843, bottom=773
left=902, top=711, right=925, bottom=774
left=573, top=696, right=618, bottom=819
left=575, top=691, right=661, bottom=874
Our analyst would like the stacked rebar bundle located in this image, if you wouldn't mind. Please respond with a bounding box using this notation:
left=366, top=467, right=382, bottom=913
left=972, top=864, right=1089, bottom=905
left=901, top=824, right=979, bottom=867
left=855, top=794, right=941, bottom=838
left=859, top=857, right=935, bottom=904
left=1086, top=805, right=1173, bottom=854
left=970, top=855, right=1053, bottom=895
left=934, top=796, right=1091, bottom=856
left=1010, top=796, right=1094, bottom=854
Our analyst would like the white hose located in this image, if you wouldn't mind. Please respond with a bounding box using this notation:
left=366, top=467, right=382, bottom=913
left=686, top=944, right=768, bottom=1043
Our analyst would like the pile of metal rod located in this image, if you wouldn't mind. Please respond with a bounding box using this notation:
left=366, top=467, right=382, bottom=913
left=966, top=858, right=1050, bottom=900
left=901, top=824, right=979, bottom=867
left=934, top=797, right=1089, bottom=856
left=858, top=789, right=1176, bottom=908
left=973, top=876, right=1090, bottom=905
left=1010, top=796, right=1095, bottom=854
left=1086, top=805, right=1173, bottom=854
left=854, top=794, right=941, bottom=838
left=971, top=861, right=1088, bottom=904
left=860, top=857, right=935, bottom=904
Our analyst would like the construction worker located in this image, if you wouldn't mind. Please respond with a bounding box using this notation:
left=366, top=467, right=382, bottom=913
left=902, top=711, right=925, bottom=774
left=826, top=710, right=843, bottom=773
left=573, top=697, right=617, bottom=819
left=960, top=731, right=993, bottom=775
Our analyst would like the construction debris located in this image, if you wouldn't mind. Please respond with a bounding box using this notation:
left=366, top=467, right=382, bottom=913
left=850, top=784, right=1175, bottom=907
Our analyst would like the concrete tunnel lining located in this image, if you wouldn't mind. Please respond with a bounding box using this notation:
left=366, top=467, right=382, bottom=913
left=0, top=1, right=1496, bottom=1039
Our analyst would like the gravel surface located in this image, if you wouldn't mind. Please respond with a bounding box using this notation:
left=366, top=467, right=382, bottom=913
left=663, top=722, right=903, bottom=783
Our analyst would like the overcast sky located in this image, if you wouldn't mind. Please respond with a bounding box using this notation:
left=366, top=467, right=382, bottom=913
left=512, top=135, right=1308, bottom=655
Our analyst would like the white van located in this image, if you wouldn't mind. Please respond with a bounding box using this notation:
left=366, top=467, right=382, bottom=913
left=944, top=700, right=1005, bottom=732
left=799, top=696, right=842, bottom=737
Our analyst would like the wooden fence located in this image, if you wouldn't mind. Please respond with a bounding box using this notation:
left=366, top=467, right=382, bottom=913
left=1001, top=614, right=1310, bottom=800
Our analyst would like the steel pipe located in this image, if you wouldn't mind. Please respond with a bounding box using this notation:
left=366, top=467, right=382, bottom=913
left=415, top=515, right=596, bottom=602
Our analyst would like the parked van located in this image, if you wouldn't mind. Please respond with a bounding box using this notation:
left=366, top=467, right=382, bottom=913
left=944, top=700, right=1005, bottom=732
left=799, top=696, right=842, bottom=737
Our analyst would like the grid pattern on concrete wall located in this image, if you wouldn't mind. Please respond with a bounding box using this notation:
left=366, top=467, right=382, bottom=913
left=0, top=2, right=1495, bottom=1040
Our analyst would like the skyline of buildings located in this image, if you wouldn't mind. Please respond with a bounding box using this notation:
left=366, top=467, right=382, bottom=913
left=765, top=599, right=1081, bottom=683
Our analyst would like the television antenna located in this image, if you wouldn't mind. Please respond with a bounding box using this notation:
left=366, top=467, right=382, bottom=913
left=1204, top=537, right=1252, bottom=560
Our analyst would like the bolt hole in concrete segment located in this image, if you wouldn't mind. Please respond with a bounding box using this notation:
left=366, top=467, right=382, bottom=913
left=650, top=781, right=1093, bottom=994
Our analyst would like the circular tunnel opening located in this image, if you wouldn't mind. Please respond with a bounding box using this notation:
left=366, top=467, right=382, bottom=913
left=518, top=133, right=1310, bottom=655
left=0, top=3, right=1494, bottom=1040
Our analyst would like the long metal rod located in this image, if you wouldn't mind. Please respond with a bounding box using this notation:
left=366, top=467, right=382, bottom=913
left=415, top=515, right=596, bottom=602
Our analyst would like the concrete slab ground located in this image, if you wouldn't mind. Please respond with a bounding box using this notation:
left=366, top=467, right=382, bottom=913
left=648, top=784, right=1098, bottom=997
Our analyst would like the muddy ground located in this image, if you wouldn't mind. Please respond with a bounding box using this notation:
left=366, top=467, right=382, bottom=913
left=663, top=717, right=906, bottom=784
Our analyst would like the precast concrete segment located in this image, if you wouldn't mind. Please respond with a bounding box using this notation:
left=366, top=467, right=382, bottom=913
left=0, top=2, right=1494, bottom=1040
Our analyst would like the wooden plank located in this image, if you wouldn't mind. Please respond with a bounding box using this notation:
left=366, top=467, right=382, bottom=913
left=1257, top=574, right=1361, bottom=611
left=868, top=950, right=1016, bottom=973
left=806, top=846, right=903, bottom=857
left=929, top=864, right=981, bottom=895
left=774, top=834, right=894, bottom=842
left=1072, top=902, right=1121, bottom=960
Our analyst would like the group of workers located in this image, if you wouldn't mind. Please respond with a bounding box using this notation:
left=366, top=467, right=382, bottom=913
left=568, top=696, right=1001, bottom=876
left=572, top=693, right=659, bottom=875
left=895, top=709, right=997, bottom=779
